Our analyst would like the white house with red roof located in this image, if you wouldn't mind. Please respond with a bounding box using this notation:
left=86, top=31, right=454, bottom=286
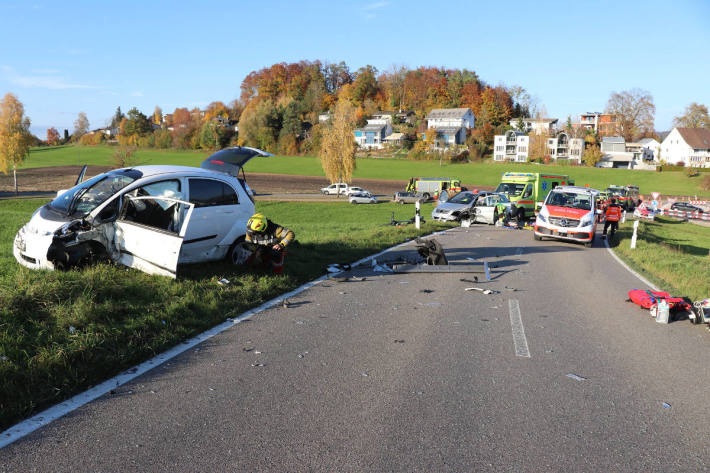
left=661, top=127, right=710, bottom=167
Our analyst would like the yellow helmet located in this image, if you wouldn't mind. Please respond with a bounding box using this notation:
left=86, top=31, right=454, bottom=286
left=247, top=214, right=267, bottom=232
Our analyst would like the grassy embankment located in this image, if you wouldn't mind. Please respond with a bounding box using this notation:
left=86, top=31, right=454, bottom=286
left=610, top=216, right=710, bottom=301
left=0, top=197, right=453, bottom=430
left=20, top=145, right=710, bottom=197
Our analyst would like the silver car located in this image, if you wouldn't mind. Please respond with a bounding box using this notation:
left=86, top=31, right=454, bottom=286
left=431, top=191, right=484, bottom=221
left=467, top=192, right=511, bottom=224
left=349, top=191, right=377, bottom=204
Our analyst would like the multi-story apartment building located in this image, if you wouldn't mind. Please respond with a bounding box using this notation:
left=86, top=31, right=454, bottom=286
left=508, top=117, right=558, bottom=135
left=354, top=115, right=393, bottom=149
left=493, top=131, right=529, bottom=162
left=576, top=112, right=620, bottom=137
left=493, top=131, right=582, bottom=163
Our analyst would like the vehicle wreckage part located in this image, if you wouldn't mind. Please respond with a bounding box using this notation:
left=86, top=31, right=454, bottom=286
left=390, top=263, right=492, bottom=276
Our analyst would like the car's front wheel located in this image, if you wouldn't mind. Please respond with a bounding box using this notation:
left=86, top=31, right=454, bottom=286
left=227, top=236, right=251, bottom=265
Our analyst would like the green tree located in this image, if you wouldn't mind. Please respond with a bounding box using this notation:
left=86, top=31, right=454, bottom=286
left=319, top=98, right=356, bottom=184
left=0, top=93, right=32, bottom=193
left=110, top=106, right=124, bottom=129
left=199, top=121, right=225, bottom=150
left=124, top=107, right=152, bottom=136
left=515, top=117, right=525, bottom=132
left=238, top=99, right=280, bottom=152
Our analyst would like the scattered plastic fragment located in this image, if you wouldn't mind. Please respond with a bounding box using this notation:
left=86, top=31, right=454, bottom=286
left=546, top=349, right=554, bottom=353
left=298, top=353, right=305, bottom=359
left=217, top=278, right=230, bottom=285
left=420, top=289, right=433, bottom=293
left=209, top=388, right=215, bottom=391
left=394, top=339, right=405, bottom=343
left=251, top=363, right=265, bottom=367
left=504, top=286, right=517, bottom=292
left=243, top=347, right=254, bottom=352
left=68, top=326, right=76, bottom=334
left=254, top=351, right=262, bottom=354
left=424, top=302, right=441, bottom=306
left=399, top=281, right=409, bottom=284
left=662, top=402, right=671, bottom=408
left=567, top=374, right=586, bottom=381
left=464, top=287, right=498, bottom=295
left=295, top=320, right=304, bottom=324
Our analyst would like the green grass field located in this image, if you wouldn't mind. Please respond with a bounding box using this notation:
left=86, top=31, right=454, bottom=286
left=610, top=216, right=710, bottom=301
left=20, top=145, right=710, bottom=197
left=0, top=197, right=452, bottom=430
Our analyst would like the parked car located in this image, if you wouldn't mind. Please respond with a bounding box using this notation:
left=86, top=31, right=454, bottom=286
left=393, top=191, right=426, bottom=204
left=349, top=191, right=377, bottom=204
left=321, top=183, right=349, bottom=195
left=345, top=186, right=367, bottom=196
left=431, top=191, right=484, bottom=221
left=670, top=202, right=705, bottom=214
left=13, top=147, right=271, bottom=278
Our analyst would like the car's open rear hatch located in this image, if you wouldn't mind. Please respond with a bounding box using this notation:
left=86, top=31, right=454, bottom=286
left=200, top=147, right=272, bottom=177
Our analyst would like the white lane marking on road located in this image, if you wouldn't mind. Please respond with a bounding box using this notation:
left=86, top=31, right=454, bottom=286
left=603, top=236, right=659, bottom=291
left=508, top=299, right=530, bottom=358
left=0, top=229, right=453, bottom=450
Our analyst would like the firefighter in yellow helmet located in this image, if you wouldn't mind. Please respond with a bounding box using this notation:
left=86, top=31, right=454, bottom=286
left=244, top=213, right=295, bottom=274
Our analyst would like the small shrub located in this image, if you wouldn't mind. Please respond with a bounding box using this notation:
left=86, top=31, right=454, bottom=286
left=112, top=146, right=138, bottom=168
left=685, top=166, right=700, bottom=177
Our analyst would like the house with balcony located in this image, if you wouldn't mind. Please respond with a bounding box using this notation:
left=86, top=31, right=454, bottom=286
left=575, top=112, right=620, bottom=137
left=424, top=108, right=475, bottom=147
left=354, top=115, right=394, bottom=149
left=508, top=117, right=558, bottom=135
left=493, top=131, right=529, bottom=162
left=546, top=133, right=584, bottom=163
left=596, top=137, right=653, bottom=169
left=661, top=127, right=710, bottom=167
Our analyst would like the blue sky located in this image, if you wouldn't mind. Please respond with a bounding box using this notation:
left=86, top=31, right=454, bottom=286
left=1, top=0, right=708, bottom=137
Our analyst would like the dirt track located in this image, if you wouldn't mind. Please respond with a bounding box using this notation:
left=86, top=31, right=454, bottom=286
left=0, top=166, right=494, bottom=198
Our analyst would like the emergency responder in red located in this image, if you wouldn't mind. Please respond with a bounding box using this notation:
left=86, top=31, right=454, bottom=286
left=245, top=213, right=295, bottom=274
left=602, top=198, right=622, bottom=238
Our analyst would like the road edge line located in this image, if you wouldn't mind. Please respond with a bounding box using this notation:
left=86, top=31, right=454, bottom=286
left=0, top=231, right=445, bottom=449
left=603, top=235, right=659, bottom=291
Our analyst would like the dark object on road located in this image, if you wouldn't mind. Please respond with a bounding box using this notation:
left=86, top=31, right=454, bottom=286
left=415, top=238, right=448, bottom=265
left=387, top=212, right=425, bottom=226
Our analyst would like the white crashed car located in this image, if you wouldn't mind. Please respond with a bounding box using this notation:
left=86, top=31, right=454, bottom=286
left=348, top=191, right=377, bottom=204
left=13, top=147, right=271, bottom=278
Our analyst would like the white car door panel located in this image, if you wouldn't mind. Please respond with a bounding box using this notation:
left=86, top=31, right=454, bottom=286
left=114, top=196, right=194, bottom=278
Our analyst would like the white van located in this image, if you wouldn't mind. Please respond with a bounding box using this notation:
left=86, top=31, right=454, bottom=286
left=533, top=186, right=599, bottom=247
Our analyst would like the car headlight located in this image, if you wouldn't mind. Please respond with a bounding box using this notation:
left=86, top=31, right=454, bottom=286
left=579, top=213, right=593, bottom=227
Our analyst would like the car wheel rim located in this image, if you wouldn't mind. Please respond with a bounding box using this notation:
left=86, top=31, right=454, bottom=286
left=231, top=242, right=251, bottom=265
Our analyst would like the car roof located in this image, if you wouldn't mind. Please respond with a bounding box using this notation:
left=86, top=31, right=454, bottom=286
left=125, top=165, right=237, bottom=180
left=552, top=185, right=599, bottom=195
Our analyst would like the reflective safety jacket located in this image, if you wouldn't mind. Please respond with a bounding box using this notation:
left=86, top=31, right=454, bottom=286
left=605, top=204, right=622, bottom=222
left=246, top=220, right=295, bottom=248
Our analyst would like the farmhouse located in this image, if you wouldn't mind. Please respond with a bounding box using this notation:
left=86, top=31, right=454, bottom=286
left=661, top=127, right=710, bottom=168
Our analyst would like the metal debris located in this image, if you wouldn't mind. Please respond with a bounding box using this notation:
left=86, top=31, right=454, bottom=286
left=567, top=374, right=586, bottom=381
left=394, top=339, right=405, bottom=343
left=464, top=287, right=498, bottom=295
left=251, top=363, right=265, bottom=367
left=662, top=402, right=671, bottom=408
left=68, top=326, right=76, bottom=334
left=242, top=347, right=254, bottom=352
left=217, top=278, right=230, bottom=285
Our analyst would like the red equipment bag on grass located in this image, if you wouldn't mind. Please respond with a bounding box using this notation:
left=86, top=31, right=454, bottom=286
left=627, top=289, right=692, bottom=311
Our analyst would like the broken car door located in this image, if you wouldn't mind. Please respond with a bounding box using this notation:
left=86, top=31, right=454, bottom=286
left=114, top=195, right=194, bottom=278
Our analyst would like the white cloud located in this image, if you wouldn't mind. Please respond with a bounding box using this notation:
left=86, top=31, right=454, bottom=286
left=1, top=66, right=96, bottom=90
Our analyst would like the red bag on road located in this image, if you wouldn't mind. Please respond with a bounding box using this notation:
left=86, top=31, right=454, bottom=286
left=627, top=290, right=691, bottom=311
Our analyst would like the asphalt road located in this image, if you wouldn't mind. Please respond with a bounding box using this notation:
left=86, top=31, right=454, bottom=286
left=2, top=225, right=710, bottom=472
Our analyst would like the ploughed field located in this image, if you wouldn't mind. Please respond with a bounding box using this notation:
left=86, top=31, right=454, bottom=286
left=0, top=166, right=492, bottom=198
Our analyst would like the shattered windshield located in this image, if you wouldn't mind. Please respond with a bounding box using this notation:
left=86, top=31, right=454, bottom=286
left=448, top=192, right=475, bottom=204
left=495, top=183, right=526, bottom=196
left=546, top=191, right=592, bottom=210
left=49, top=169, right=142, bottom=217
